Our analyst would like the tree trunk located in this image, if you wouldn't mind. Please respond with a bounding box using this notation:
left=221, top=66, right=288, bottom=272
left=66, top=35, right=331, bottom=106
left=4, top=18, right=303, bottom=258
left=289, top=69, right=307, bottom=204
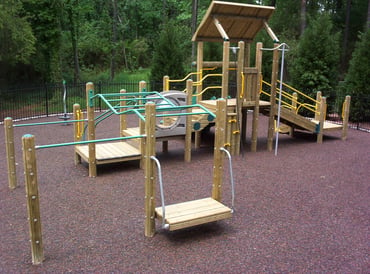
left=191, top=0, right=198, bottom=61
left=110, top=0, right=118, bottom=81
left=67, top=8, right=80, bottom=84
left=300, top=0, right=307, bottom=35
left=367, top=0, right=370, bottom=29
left=341, top=0, right=352, bottom=73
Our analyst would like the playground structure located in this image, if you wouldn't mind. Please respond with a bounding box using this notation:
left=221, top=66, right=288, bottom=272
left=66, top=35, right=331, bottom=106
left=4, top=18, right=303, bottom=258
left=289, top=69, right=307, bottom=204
left=2, top=0, right=354, bottom=266
left=164, top=1, right=351, bottom=154
left=18, top=98, right=234, bottom=264
left=74, top=81, right=215, bottom=177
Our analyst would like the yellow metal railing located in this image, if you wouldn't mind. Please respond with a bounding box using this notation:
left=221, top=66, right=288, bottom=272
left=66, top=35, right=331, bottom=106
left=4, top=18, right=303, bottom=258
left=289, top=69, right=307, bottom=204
left=165, top=68, right=222, bottom=96
left=261, top=79, right=321, bottom=117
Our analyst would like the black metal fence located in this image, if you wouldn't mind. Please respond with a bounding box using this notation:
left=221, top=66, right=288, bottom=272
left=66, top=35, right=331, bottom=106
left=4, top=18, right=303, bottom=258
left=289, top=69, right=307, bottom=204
left=1, top=81, right=369, bottom=132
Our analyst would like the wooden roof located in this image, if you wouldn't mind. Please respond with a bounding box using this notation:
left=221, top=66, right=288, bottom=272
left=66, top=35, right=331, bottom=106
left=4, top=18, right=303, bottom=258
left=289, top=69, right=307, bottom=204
left=192, top=1, right=275, bottom=43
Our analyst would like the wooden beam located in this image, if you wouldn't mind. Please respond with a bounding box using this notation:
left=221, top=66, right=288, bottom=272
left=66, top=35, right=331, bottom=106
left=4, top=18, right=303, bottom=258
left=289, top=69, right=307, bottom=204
left=263, top=20, right=279, bottom=43
left=213, top=17, right=230, bottom=41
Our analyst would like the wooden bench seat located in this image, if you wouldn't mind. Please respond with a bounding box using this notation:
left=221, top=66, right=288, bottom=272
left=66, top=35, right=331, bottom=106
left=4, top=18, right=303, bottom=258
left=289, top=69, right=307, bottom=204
left=155, top=197, right=232, bottom=231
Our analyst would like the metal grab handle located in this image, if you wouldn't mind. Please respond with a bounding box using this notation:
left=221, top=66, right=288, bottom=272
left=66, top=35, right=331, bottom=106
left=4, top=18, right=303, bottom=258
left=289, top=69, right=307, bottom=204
left=220, top=148, right=235, bottom=211
left=150, top=156, right=169, bottom=230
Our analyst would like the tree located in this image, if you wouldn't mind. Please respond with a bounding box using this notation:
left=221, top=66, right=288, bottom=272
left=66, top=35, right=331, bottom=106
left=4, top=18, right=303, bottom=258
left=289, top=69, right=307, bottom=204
left=150, top=20, right=188, bottom=83
left=289, top=13, right=340, bottom=113
left=0, top=0, right=36, bottom=85
left=343, top=28, right=370, bottom=122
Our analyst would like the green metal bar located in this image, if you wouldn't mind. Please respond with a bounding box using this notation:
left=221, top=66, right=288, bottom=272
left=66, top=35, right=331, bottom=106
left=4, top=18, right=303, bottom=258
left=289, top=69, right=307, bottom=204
left=13, top=119, right=87, bottom=127
left=35, top=135, right=145, bottom=150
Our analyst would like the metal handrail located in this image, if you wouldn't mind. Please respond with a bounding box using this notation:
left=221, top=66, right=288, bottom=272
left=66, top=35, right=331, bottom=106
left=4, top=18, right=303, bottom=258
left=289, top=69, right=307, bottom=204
left=220, top=147, right=235, bottom=211
left=150, top=156, right=169, bottom=230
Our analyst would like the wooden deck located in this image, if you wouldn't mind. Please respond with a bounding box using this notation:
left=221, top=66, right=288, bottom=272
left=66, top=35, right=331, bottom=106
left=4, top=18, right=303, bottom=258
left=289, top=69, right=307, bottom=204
left=310, top=119, right=343, bottom=131
left=155, top=197, right=232, bottom=231
left=200, top=99, right=271, bottom=112
left=75, top=142, right=141, bottom=165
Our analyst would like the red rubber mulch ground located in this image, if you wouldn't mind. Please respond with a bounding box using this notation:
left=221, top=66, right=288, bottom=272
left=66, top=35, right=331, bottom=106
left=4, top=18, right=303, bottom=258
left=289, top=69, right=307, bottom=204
left=0, top=114, right=369, bottom=273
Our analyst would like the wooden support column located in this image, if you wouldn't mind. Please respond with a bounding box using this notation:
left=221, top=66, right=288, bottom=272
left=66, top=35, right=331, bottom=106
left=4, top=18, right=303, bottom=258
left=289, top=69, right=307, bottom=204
left=144, top=102, right=156, bottom=237
left=22, top=134, right=44, bottom=265
left=195, top=42, right=203, bottom=149
left=4, top=117, right=17, bottom=189
left=185, top=79, right=193, bottom=162
left=212, top=99, right=226, bottom=202
left=267, top=44, right=280, bottom=151
left=139, top=81, right=147, bottom=167
left=120, top=89, right=127, bottom=136
left=163, top=76, right=169, bottom=91
left=235, top=41, right=245, bottom=156
left=73, top=104, right=83, bottom=165
left=222, top=41, right=230, bottom=99
left=251, top=42, right=263, bottom=152
left=290, top=93, right=298, bottom=136
left=342, top=95, right=351, bottom=140
left=86, top=82, right=97, bottom=177
left=315, top=91, right=322, bottom=120
left=317, top=96, right=326, bottom=144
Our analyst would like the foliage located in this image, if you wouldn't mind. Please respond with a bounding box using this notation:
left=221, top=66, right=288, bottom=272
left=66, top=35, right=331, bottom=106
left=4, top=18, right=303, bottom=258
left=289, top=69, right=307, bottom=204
left=0, top=0, right=36, bottom=85
left=150, top=20, right=190, bottom=83
left=289, top=13, right=340, bottom=112
left=343, top=28, right=370, bottom=122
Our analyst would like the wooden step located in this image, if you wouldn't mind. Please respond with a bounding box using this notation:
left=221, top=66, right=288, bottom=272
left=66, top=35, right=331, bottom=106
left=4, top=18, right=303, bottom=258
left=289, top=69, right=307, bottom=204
left=155, top=197, right=232, bottom=231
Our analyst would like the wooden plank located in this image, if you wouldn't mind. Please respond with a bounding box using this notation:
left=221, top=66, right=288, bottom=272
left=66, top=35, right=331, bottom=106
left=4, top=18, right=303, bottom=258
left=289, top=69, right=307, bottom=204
left=75, top=142, right=141, bottom=165
left=155, top=198, right=232, bottom=231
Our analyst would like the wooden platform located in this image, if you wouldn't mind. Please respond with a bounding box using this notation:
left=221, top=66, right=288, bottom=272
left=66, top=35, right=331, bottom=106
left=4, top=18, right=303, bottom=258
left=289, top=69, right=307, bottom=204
left=200, top=98, right=271, bottom=112
left=310, top=119, right=343, bottom=131
left=75, top=142, right=141, bottom=165
left=155, top=197, right=232, bottom=231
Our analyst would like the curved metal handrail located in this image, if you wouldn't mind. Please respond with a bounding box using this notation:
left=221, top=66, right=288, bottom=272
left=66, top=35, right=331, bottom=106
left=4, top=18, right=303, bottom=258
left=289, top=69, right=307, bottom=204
left=220, top=147, right=235, bottom=211
left=150, top=156, right=170, bottom=230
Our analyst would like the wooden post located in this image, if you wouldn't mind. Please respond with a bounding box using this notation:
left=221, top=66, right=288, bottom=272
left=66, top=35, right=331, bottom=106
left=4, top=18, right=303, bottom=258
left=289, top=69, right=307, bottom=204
left=185, top=79, right=193, bottom=162
left=22, top=134, right=44, bottom=265
left=194, top=41, right=204, bottom=149
left=222, top=41, right=230, bottom=99
left=290, top=93, right=298, bottom=136
left=73, top=104, right=82, bottom=165
left=4, top=117, right=17, bottom=189
left=163, top=75, right=169, bottom=91
left=144, top=102, right=156, bottom=237
left=86, top=82, right=97, bottom=177
left=267, top=43, right=280, bottom=151
left=120, top=89, right=127, bottom=136
left=315, top=91, right=322, bottom=120
left=317, top=96, right=326, bottom=144
left=342, top=95, right=351, bottom=140
left=235, top=41, right=244, bottom=156
left=251, top=42, right=263, bottom=152
left=212, top=99, right=226, bottom=202
left=139, top=81, right=147, bottom=167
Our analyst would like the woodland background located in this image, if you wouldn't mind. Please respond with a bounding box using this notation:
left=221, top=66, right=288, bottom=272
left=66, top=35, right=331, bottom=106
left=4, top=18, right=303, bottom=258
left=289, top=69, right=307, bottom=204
left=0, top=0, right=369, bottom=121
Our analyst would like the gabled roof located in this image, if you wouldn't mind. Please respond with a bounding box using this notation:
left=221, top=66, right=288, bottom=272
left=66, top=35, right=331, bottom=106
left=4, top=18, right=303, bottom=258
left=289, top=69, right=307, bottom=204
left=192, top=1, right=275, bottom=42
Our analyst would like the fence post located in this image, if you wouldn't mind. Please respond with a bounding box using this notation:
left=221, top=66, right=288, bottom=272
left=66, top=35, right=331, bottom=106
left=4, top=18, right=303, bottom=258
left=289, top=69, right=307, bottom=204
left=45, top=84, right=49, bottom=117
left=4, top=117, right=17, bottom=189
left=22, top=134, right=44, bottom=265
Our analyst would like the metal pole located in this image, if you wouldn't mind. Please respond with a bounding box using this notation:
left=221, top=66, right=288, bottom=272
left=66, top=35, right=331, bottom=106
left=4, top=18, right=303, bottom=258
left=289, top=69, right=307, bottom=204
left=274, top=43, right=286, bottom=156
